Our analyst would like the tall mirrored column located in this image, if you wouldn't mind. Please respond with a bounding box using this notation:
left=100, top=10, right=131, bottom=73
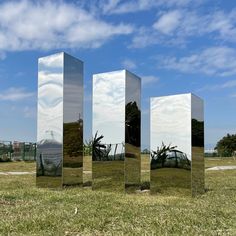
left=92, top=70, right=141, bottom=192
left=191, top=95, right=204, bottom=196
left=150, top=93, right=204, bottom=196
left=125, top=71, right=141, bottom=192
left=63, top=53, right=83, bottom=186
left=37, top=52, right=83, bottom=188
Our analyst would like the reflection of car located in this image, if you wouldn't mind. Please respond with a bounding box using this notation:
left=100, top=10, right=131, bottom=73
left=151, top=149, right=191, bottom=170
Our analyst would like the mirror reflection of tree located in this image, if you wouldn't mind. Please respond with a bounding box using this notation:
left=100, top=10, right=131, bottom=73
left=151, top=142, right=176, bottom=169
left=151, top=142, right=191, bottom=170
left=192, top=119, right=204, bottom=147
left=92, top=132, right=107, bottom=161
left=92, top=131, right=124, bottom=161
left=125, top=101, right=141, bottom=147
left=63, top=117, right=83, bottom=168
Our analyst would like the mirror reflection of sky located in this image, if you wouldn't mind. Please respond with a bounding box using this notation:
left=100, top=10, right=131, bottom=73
left=126, top=71, right=141, bottom=108
left=38, top=53, right=63, bottom=143
left=151, top=94, right=191, bottom=160
left=64, top=53, right=83, bottom=123
left=192, top=94, right=204, bottom=122
left=93, top=70, right=126, bottom=154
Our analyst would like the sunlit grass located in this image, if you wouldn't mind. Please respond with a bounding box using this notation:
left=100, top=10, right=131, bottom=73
left=0, top=157, right=235, bottom=235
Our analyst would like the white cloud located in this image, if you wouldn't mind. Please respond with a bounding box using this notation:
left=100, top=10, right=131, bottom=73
left=23, top=106, right=36, bottom=118
left=141, top=75, right=159, bottom=85
left=0, top=52, right=6, bottom=60
left=99, top=0, right=121, bottom=14
left=198, top=80, right=236, bottom=92
left=0, top=0, right=133, bottom=54
left=159, top=47, right=236, bottom=77
left=153, top=10, right=182, bottom=34
left=0, top=87, right=35, bottom=102
left=121, top=59, right=137, bottom=70
left=99, top=0, right=195, bottom=15
left=131, top=8, right=236, bottom=48
left=130, top=27, right=159, bottom=48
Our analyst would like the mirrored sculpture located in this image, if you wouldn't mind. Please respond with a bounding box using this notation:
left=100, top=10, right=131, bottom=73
left=37, top=52, right=83, bottom=187
left=92, top=70, right=141, bottom=192
left=150, top=93, right=204, bottom=196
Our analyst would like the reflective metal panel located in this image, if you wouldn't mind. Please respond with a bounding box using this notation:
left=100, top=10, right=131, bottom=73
left=37, top=53, right=63, bottom=188
left=37, top=52, right=83, bottom=188
left=92, top=70, right=125, bottom=192
left=125, top=71, right=141, bottom=192
left=63, top=53, right=83, bottom=186
left=150, top=94, right=192, bottom=195
left=191, top=94, right=204, bottom=196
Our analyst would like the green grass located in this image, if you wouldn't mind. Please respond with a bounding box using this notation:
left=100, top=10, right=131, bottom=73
left=205, top=157, right=236, bottom=168
left=0, top=157, right=235, bottom=235
left=0, top=161, right=35, bottom=172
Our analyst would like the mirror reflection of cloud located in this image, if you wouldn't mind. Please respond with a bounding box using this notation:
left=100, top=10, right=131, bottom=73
left=151, top=94, right=191, bottom=160
left=38, top=53, right=63, bottom=143
left=38, top=52, right=64, bottom=68
left=191, top=94, right=204, bottom=122
left=64, top=82, right=83, bottom=123
left=38, top=72, right=63, bottom=87
left=93, top=70, right=125, bottom=146
left=64, top=55, right=83, bottom=123
left=126, top=71, right=141, bottom=108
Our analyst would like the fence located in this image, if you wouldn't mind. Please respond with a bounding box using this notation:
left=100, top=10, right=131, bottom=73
left=92, top=142, right=125, bottom=161
left=0, top=141, right=13, bottom=161
left=0, top=141, right=36, bottom=161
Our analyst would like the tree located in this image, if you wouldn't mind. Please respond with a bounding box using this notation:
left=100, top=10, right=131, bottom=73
left=92, top=131, right=107, bottom=161
left=215, top=134, right=236, bottom=157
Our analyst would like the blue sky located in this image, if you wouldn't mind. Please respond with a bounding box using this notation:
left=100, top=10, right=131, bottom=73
left=0, top=0, right=235, bottom=150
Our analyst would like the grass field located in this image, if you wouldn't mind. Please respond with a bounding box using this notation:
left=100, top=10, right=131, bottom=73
left=0, top=157, right=235, bottom=235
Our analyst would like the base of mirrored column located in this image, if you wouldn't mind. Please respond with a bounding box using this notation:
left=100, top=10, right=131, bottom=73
left=125, top=144, right=141, bottom=193
left=36, top=151, right=63, bottom=188
left=150, top=168, right=191, bottom=196
left=63, top=170, right=83, bottom=187
left=92, top=160, right=124, bottom=192
left=63, top=155, right=83, bottom=186
left=36, top=176, right=62, bottom=188
left=192, top=147, right=205, bottom=196
left=83, top=155, right=92, bottom=187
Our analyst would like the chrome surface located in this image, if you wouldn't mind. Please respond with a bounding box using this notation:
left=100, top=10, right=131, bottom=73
left=37, top=52, right=83, bottom=187
left=92, top=70, right=141, bottom=192
left=150, top=94, right=192, bottom=194
left=92, top=70, right=125, bottom=192
left=63, top=53, right=83, bottom=186
left=191, top=94, right=204, bottom=196
left=125, top=71, right=141, bottom=192
left=150, top=93, right=204, bottom=196
left=37, top=53, right=63, bottom=188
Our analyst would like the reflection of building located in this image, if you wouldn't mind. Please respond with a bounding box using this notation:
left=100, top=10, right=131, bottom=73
left=92, top=70, right=141, bottom=191
left=37, top=139, right=62, bottom=176
left=150, top=93, right=204, bottom=196
left=37, top=52, right=83, bottom=187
